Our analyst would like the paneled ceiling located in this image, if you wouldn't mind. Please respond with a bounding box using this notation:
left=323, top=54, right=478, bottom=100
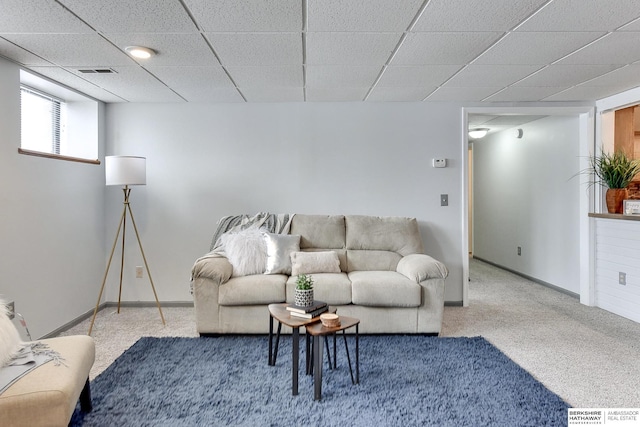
left=1, top=0, right=640, bottom=104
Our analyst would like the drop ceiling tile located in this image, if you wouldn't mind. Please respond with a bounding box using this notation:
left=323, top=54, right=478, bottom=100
left=68, top=66, right=184, bottom=102
left=414, top=0, right=548, bottom=31
left=58, top=0, right=197, bottom=33
left=0, top=38, right=50, bottom=66
left=482, top=115, right=547, bottom=126
left=483, top=86, right=569, bottom=102
left=474, top=32, right=604, bottom=65
left=0, top=0, right=93, bottom=33
left=391, top=32, right=502, bottom=65
left=558, top=32, right=640, bottom=65
left=306, top=87, right=369, bottom=101
left=517, top=0, right=640, bottom=31
left=176, top=87, right=244, bottom=103
left=241, top=87, right=304, bottom=102
left=424, top=86, right=502, bottom=101
left=26, top=66, right=126, bottom=102
left=376, top=65, right=462, bottom=87
left=578, top=63, right=640, bottom=87
left=146, top=66, right=234, bottom=89
left=306, top=32, right=401, bottom=65
left=306, top=65, right=381, bottom=88
left=226, top=65, right=302, bottom=88
left=366, top=87, right=433, bottom=101
left=468, top=115, right=498, bottom=126
left=308, top=0, right=423, bottom=31
left=619, top=18, right=640, bottom=31
left=543, top=85, right=637, bottom=101
left=183, top=0, right=301, bottom=32
left=206, top=33, right=302, bottom=66
left=445, top=64, right=542, bottom=87
left=0, top=33, right=132, bottom=67
left=514, top=64, right=620, bottom=87
left=104, top=33, right=218, bottom=66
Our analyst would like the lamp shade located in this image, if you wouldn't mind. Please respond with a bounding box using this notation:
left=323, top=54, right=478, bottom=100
left=105, top=156, right=146, bottom=186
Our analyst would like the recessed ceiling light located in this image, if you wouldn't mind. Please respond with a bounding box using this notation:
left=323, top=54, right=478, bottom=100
left=125, top=46, right=156, bottom=59
left=468, top=128, right=489, bottom=139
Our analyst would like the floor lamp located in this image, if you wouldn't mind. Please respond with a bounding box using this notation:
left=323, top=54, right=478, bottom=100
left=88, top=155, right=165, bottom=335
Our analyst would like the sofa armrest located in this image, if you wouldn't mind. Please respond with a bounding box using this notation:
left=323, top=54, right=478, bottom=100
left=191, top=255, right=233, bottom=285
left=396, top=254, right=448, bottom=282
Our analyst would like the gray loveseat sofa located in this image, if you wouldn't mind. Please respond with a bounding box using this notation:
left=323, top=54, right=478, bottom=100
left=191, top=214, right=448, bottom=334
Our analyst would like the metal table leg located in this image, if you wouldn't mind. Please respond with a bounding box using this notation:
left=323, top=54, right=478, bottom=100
left=356, top=324, right=359, bottom=384
left=292, top=326, right=299, bottom=395
left=313, top=334, right=323, bottom=400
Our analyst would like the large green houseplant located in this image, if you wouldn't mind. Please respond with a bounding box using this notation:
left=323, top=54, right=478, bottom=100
left=589, top=150, right=640, bottom=213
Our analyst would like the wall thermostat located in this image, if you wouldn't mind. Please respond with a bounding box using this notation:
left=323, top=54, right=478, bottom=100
left=432, top=158, right=447, bottom=168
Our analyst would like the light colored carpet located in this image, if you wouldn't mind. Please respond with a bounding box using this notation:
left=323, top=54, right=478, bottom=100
left=60, top=258, right=640, bottom=408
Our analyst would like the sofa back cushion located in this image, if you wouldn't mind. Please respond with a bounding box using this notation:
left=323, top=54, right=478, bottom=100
left=345, top=215, right=424, bottom=271
left=345, top=215, right=424, bottom=255
left=346, top=250, right=402, bottom=272
left=290, top=214, right=346, bottom=250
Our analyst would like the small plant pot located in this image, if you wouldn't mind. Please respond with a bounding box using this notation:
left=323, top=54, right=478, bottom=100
left=294, top=289, right=314, bottom=307
left=606, top=188, right=628, bottom=214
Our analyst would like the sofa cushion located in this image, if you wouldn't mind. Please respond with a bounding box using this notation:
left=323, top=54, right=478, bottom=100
left=219, top=275, right=286, bottom=306
left=286, top=273, right=352, bottom=305
left=263, top=233, right=300, bottom=275
left=290, top=215, right=345, bottom=249
left=345, top=215, right=424, bottom=256
left=347, top=249, right=401, bottom=272
left=290, top=251, right=341, bottom=276
left=220, top=228, right=267, bottom=277
left=349, top=271, right=421, bottom=307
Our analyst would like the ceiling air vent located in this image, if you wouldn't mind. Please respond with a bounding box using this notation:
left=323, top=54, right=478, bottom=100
left=78, top=68, right=117, bottom=74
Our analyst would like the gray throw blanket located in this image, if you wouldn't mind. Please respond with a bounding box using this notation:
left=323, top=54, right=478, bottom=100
left=208, top=212, right=294, bottom=252
left=189, top=213, right=294, bottom=293
left=0, top=342, right=64, bottom=394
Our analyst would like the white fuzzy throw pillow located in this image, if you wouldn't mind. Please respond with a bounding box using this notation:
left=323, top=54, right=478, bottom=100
left=221, top=228, right=268, bottom=277
left=0, top=298, right=23, bottom=368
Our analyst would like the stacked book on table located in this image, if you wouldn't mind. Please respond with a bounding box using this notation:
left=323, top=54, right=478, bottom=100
left=286, top=301, right=328, bottom=319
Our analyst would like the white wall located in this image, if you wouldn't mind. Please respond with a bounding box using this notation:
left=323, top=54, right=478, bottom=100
left=593, top=218, right=640, bottom=323
left=0, top=58, right=106, bottom=339
left=473, top=115, right=582, bottom=294
left=104, top=102, right=465, bottom=304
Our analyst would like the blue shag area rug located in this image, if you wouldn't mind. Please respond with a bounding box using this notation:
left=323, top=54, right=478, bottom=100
left=70, top=335, right=569, bottom=426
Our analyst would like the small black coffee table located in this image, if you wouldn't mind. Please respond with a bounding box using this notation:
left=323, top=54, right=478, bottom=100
left=305, top=316, right=360, bottom=401
left=268, top=303, right=334, bottom=395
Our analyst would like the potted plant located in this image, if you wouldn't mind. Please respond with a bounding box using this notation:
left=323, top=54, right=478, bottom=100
left=588, top=150, right=640, bottom=214
left=294, top=274, right=314, bottom=307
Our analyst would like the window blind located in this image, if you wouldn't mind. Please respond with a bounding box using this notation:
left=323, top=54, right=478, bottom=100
left=20, top=85, right=62, bottom=155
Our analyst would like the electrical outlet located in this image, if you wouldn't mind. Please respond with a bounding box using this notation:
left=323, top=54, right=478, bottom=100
left=136, top=266, right=144, bottom=279
left=619, top=272, right=626, bottom=286
left=440, top=194, right=448, bottom=206
left=6, top=301, right=15, bottom=320
left=517, top=246, right=521, bottom=256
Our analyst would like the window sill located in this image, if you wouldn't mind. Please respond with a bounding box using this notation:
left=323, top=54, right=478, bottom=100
left=18, top=148, right=100, bottom=165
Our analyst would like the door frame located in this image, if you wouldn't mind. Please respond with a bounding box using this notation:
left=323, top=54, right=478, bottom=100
left=460, top=105, right=595, bottom=307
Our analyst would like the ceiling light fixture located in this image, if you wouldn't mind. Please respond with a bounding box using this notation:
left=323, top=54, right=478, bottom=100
left=468, top=128, right=489, bottom=139
left=125, top=46, right=156, bottom=59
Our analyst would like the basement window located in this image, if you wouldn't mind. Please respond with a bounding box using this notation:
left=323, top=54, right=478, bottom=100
left=19, top=70, right=99, bottom=164
left=20, top=86, right=65, bottom=155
